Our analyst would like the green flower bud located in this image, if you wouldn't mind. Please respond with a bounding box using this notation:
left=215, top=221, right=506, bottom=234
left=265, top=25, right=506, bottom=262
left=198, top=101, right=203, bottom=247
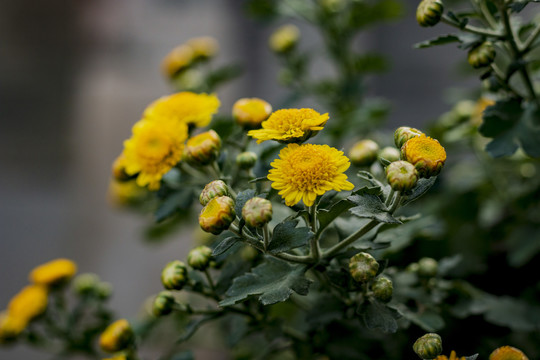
left=72, top=273, right=100, bottom=296
left=152, top=291, right=176, bottom=317
left=416, top=0, right=444, bottom=27
left=240, top=246, right=259, bottom=261
left=242, top=197, right=273, bottom=228
left=418, top=257, right=438, bottom=278
left=386, top=161, right=419, bottom=192
left=468, top=41, right=496, bottom=69
left=349, top=252, right=379, bottom=283
left=96, top=282, right=113, bottom=300
left=406, top=262, right=420, bottom=273
left=236, top=151, right=258, bottom=170
left=199, top=196, right=236, bottom=235
left=161, top=260, right=188, bottom=290
left=183, top=130, right=222, bottom=166
left=200, top=180, right=229, bottom=206
left=187, top=246, right=213, bottom=271
left=379, top=147, right=401, bottom=163
left=413, top=333, right=443, bottom=359
left=394, top=126, right=424, bottom=149
left=372, top=277, right=393, bottom=303
left=99, top=319, right=135, bottom=353
left=349, top=140, right=380, bottom=166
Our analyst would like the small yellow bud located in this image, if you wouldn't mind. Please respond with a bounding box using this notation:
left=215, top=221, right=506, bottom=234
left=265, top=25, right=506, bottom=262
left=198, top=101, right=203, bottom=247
left=489, top=346, right=529, bottom=360
left=232, top=98, right=272, bottom=129
left=349, top=252, right=379, bottom=283
left=401, top=134, right=446, bottom=178
left=394, top=126, right=424, bottom=149
left=99, top=319, right=134, bottom=353
left=413, top=333, right=443, bottom=359
left=200, top=180, right=230, bottom=206
left=468, top=41, right=496, bottom=69
left=242, top=197, right=273, bottom=228
left=186, top=36, right=219, bottom=61
left=199, top=196, right=236, bottom=235
left=0, top=312, right=26, bottom=341
left=152, top=291, right=176, bottom=317
left=161, top=44, right=194, bottom=79
left=349, top=140, right=380, bottom=167
left=417, top=0, right=444, bottom=27
left=269, top=24, right=300, bottom=54
left=184, top=130, right=222, bottom=166
left=29, top=258, right=77, bottom=287
left=187, top=246, right=213, bottom=271
left=161, top=261, right=188, bottom=290
left=385, top=161, right=419, bottom=192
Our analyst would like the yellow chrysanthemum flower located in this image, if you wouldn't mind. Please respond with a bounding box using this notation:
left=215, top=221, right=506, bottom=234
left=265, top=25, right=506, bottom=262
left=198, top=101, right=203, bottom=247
left=490, top=346, right=529, bottom=360
left=435, top=351, right=466, bottom=360
left=30, top=258, right=77, bottom=286
left=232, top=98, right=272, bottom=129
left=123, top=119, right=188, bottom=190
left=8, top=285, right=48, bottom=322
left=248, top=108, right=329, bottom=144
left=401, top=134, right=447, bottom=178
left=161, top=44, right=194, bottom=78
left=144, top=92, right=220, bottom=128
left=0, top=311, right=27, bottom=340
left=268, top=144, right=354, bottom=206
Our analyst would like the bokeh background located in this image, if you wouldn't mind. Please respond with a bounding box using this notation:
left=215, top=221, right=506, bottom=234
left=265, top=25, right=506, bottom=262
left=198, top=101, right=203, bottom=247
left=0, top=0, right=471, bottom=358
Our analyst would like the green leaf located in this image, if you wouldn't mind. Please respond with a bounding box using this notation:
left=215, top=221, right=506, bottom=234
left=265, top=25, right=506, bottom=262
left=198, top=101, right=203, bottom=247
left=170, top=351, right=194, bottom=360
left=176, top=313, right=222, bottom=343
left=268, top=220, right=313, bottom=254
left=155, top=189, right=194, bottom=222
left=414, top=34, right=461, bottom=49
left=212, top=236, right=242, bottom=256
left=353, top=53, right=389, bottom=73
left=402, top=310, right=445, bottom=332
left=359, top=300, right=401, bottom=333
left=510, top=0, right=540, bottom=13
left=349, top=0, right=403, bottom=29
left=517, top=103, right=540, bottom=157
left=220, top=258, right=312, bottom=306
left=401, top=176, right=438, bottom=206
left=357, top=170, right=391, bottom=199
left=484, top=296, right=540, bottom=331
left=234, top=189, right=257, bottom=218
left=348, top=194, right=401, bottom=224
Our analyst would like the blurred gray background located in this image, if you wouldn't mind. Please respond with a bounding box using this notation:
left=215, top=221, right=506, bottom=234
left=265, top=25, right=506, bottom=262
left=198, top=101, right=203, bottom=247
left=0, top=0, right=467, bottom=358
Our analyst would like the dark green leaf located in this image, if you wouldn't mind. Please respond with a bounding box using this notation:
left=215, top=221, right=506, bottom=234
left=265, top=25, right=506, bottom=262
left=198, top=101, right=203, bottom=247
left=155, top=189, right=194, bottom=222
left=176, top=313, right=222, bottom=343
left=510, top=0, right=540, bottom=12
left=359, top=300, right=401, bottom=333
left=402, top=310, right=445, bottom=332
left=268, top=220, right=313, bottom=254
left=169, top=351, right=194, bottom=360
left=220, top=258, right=312, bottom=306
left=414, top=34, right=461, bottom=49
left=357, top=170, right=391, bottom=199
left=401, top=176, right=438, bottom=206
left=484, top=296, right=540, bottom=331
left=348, top=194, right=401, bottom=224
left=213, top=236, right=242, bottom=256
left=235, top=189, right=257, bottom=218
left=479, top=99, right=521, bottom=137
left=353, top=53, right=389, bottom=73
left=517, top=103, right=540, bottom=157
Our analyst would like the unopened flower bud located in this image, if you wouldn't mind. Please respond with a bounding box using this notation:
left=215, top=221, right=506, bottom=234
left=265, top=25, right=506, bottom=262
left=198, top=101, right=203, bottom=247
left=184, top=130, right=222, bottom=166
left=96, top=282, right=113, bottom=300
left=72, top=273, right=100, bottom=296
left=413, top=333, right=442, bottom=359
left=161, top=261, right=188, bottom=290
left=30, top=258, right=77, bottom=286
left=489, top=346, right=529, bottom=360
left=378, top=147, right=401, bottom=162
left=349, top=252, right=379, bottom=283
left=416, top=0, right=444, bottom=27
left=161, top=45, right=194, bottom=79
left=233, top=98, right=272, bottom=129
left=99, top=319, right=134, bottom=353
left=468, top=41, right=496, bottom=69
left=186, top=36, right=219, bottom=61
left=386, top=161, right=419, bottom=192
left=152, top=291, right=176, bottom=317
left=407, top=262, right=420, bottom=273
left=401, top=134, right=446, bottom=178
left=394, top=126, right=424, bottom=149
left=242, top=197, right=273, bottom=228
left=200, top=180, right=229, bottom=206
left=372, top=277, right=393, bottom=303
left=418, top=257, right=438, bottom=278
left=349, top=140, right=380, bottom=167
left=199, top=196, right=236, bottom=235
left=187, top=246, right=213, bottom=271
left=269, top=24, right=300, bottom=54
left=236, top=152, right=258, bottom=170
left=241, top=246, right=259, bottom=261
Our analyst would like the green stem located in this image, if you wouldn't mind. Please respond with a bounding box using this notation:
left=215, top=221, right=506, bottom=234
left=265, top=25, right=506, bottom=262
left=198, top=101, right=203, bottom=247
left=209, top=161, right=222, bottom=179
left=308, top=205, right=321, bottom=263
left=204, top=268, right=217, bottom=294
left=263, top=223, right=270, bottom=251
left=440, top=15, right=504, bottom=38
left=385, top=188, right=395, bottom=207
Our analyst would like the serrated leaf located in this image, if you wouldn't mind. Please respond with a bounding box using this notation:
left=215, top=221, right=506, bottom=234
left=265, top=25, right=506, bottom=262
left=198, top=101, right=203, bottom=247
left=219, top=258, right=312, bottom=306
left=357, top=171, right=391, bottom=199
left=268, top=220, right=313, bottom=254
left=212, top=236, right=242, bottom=256
left=348, top=194, right=401, bottom=224
left=359, top=300, right=401, bottom=333
left=414, top=34, right=461, bottom=49
left=401, top=176, right=438, bottom=206
left=234, top=189, right=257, bottom=218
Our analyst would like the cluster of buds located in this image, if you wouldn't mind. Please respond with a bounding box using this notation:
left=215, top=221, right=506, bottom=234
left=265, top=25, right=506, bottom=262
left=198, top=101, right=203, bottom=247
left=413, top=333, right=443, bottom=359
left=184, top=130, right=222, bottom=166
left=416, top=0, right=444, bottom=27
left=468, top=42, right=496, bottom=69
left=232, top=98, right=272, bottom=129
left=99, top=319, right=135, bottom=354
left=161, top=36, right=219, bottom=79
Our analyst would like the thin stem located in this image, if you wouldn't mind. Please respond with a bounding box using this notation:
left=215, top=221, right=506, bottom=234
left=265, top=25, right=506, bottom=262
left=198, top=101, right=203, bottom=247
left=477, top=0, right=498, bottom=29
left=308, top=205, right=321, bottom=262
left=385, top=188, right=395, bottom=207
left=522, top=23, right=540, bottom=52
left=441, top=15, right=504, bottom=38
left=263, top=223, right=270, bottom=251
left=209, top=161, right=222, bottom=179
left=389, top=192, right=402, bottom=213
left=204, top=268, right=217, bottom=294
left=490, top=63, right=523, bottom=96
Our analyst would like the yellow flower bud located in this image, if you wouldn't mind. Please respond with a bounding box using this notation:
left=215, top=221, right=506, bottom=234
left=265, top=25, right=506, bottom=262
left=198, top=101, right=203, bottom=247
left=99, top=319, right=134, bottom=353
left=468, top=41, right=496, bottom=69
left=349, top=252, right=379, bottom=283
left=349, top=140, right=380, bottom=167
left=199, top=196, right=236, bottom=235
left=8, top=285, right=48, bottom=322
left=161, top=261, right=188, bottom=290
left=187, top=246, right=213, bottom=271
left=184, top=130, right=222, bottom=166
left=161, top=44, right=194, bottom=79
left=232, top=98, right=272, bottom=129
left=386, top=161, right=419, bottom=192
left=413, top=333, right=443, bottom=359
left=29, top=258, right=77, bottom=286
left=0, top=312, right=27, bottom=341
left=489, top=346, right=529, bottom=360
left=417, top=0, right=444, bottom=27
left=394, top=126, right=424, bottom=149
left=186, top=36, right=219, bottom=61
left=269, top=24, right=300, bottom=54
left=152, top=291, right=176, bottom=317
left=242, top=197, right=273, bottom=228
left=401, top=134, right=446, bottom=178
left=200, top=180, right=230, bottom=206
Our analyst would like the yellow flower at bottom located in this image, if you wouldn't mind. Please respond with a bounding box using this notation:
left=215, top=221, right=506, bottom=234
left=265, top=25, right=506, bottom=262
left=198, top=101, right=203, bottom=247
left=123, top=119, right=188, bottom=190
left=401, top=134, right=447, bottom=178
left=144, top=92, right=220, bottom=128
left=30, top=258, right=77, bottom=286
left=248, top=108, right=329, bottom=144
left=268, top=144, right=354, bottom=206
left=8, top=285, right=48, bottom=322
left=435, top=351, right=466, bottom=360
left=490, top=346, right=529, bottom=360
